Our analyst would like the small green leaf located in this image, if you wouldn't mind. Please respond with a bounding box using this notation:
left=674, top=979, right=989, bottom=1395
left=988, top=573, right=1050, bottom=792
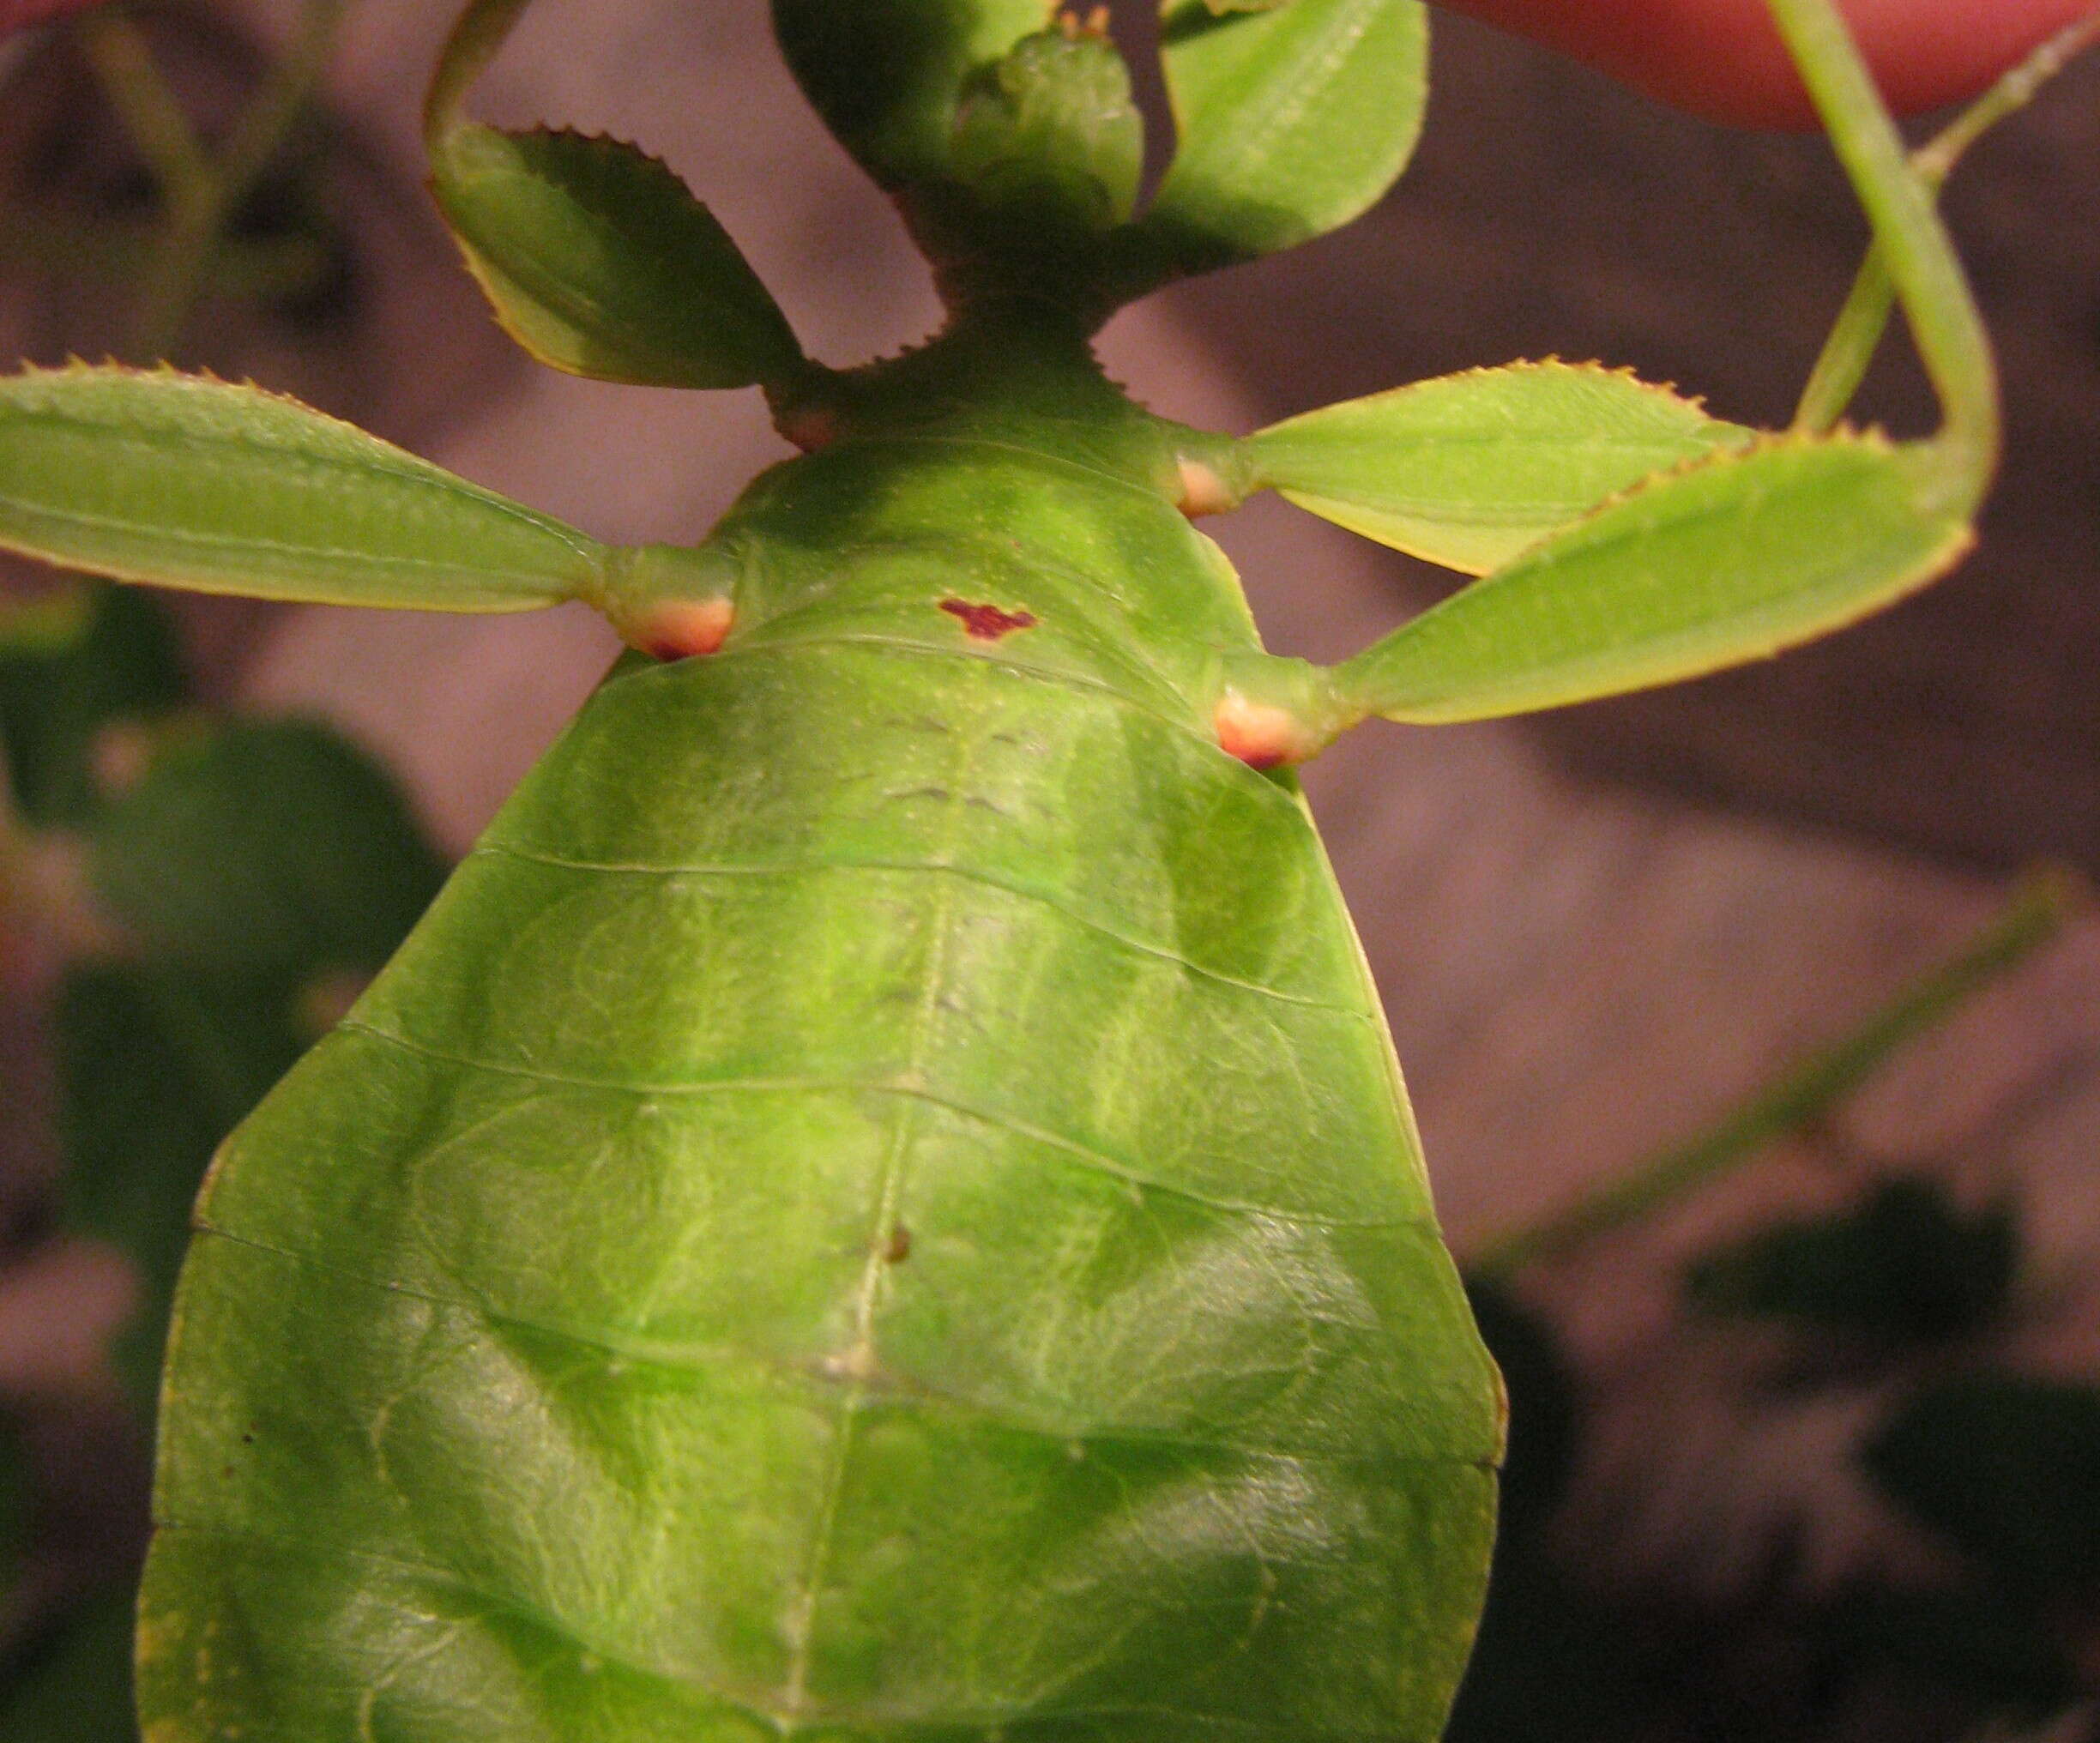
left=773, top=0, right=1052, bottom=190
left=1686, top=1177, right=2018, bottom=1348
left=951, top=27, right=1144, bottom=232
left=1864, top=1378, right=2100, bottom=1601
left=1250, top=362, right=1754, bottom=576
left=1333, top=432, right=1970, bottom=725
left=0, top=582, right=186, bottom=828
left=1146, top=0, right=1426, bottom=268
left=87, top=717, right=446, bottom=982
left=0, top=365, right=606, bottom=612
left=431, top=126, right=805, bottom=389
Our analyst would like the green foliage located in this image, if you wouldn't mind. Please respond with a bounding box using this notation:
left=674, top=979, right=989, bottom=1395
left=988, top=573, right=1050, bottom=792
left=53, top=715, right=444, bottom=1410
left=1454, top=1190, right=2098, bottom=1742
left=55, top=962, right=305, bottom=1411
left=0, top=591, right=446, bottom=1736
left=87, top=719, right=445, bottom=982
left=1687, top=1177, right=2018, bottom=1348
left=427, top=126, right=806, bottom=389
left=0, top=584, right=186, bottom=828
left=1865, top=1378, right=2100, bottom=1601
left=0, top=589, right=448, bottom=1418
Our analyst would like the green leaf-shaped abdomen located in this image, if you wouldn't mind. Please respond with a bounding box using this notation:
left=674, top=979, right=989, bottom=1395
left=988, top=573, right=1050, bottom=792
left=139, top=454, right=1499, bottom=1743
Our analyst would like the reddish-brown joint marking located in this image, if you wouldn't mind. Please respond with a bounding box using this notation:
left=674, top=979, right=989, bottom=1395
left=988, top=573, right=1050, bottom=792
left=940, top=599, right=1038, bottom=642
left=778, top=405, right=840, bottom=454
left=1214, top=690, right=1319, bottom=770
left=637, top=596, right=735, bottom=661
left=1174, top=458, right=1237, bottom=519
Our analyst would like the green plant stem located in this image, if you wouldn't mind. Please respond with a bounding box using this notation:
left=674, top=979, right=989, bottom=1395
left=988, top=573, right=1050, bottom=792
left=1795, top=13, right=2100, bottom=435
left=80, top=0, right=346, bottom=361
left=1, top=211, right=331, bottom=299
left=1766, top=0, right=2000, bottom=507
left=79, top=10, right=211, bottom=196
left=1468, top=870, right=2081, bottom=1282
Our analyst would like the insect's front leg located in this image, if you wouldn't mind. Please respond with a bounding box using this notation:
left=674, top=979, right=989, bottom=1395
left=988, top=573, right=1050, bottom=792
left=1319, top=0, right=1994, bottom=733
left=1181, top=0, right=2048, bottom=763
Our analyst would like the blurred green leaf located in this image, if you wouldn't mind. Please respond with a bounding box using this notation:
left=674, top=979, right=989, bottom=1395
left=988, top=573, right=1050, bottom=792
left=1864, top=1378, right=2100, bottom=1601
left=55, top=962, right=305, bottom=1412
left=0, top=1586, right=136, bottom=1742
left=0, top=584, right=186, bottom=829
left=59, top=714, right=444, bottom=1412
left=88, top=717, right=444, bottom=983
left=1686, top=1177, right=2018, bottom=1348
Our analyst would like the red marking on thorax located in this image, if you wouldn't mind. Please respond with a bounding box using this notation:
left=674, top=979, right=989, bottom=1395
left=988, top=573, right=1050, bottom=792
left=940, top=599, right=1038, bottom=641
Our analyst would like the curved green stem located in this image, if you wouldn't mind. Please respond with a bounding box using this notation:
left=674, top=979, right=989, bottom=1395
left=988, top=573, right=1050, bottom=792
left=1795, top=13, right=2100, bottom=435
left=423, top=0, right=534, bottom=148
left=1765, top=0, right=1998, bottom=507
left=80, top=10, right=210, bottom=196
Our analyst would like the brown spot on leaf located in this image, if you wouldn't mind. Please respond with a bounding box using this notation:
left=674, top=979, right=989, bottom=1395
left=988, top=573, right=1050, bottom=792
left=941, top=599, right=1038, bottom=641
left=883, top=1225, right=913, bottom=1264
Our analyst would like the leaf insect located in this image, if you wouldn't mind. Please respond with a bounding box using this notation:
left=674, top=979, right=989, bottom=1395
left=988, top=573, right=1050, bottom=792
left=0, top=0, right=2016, bottom=1735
